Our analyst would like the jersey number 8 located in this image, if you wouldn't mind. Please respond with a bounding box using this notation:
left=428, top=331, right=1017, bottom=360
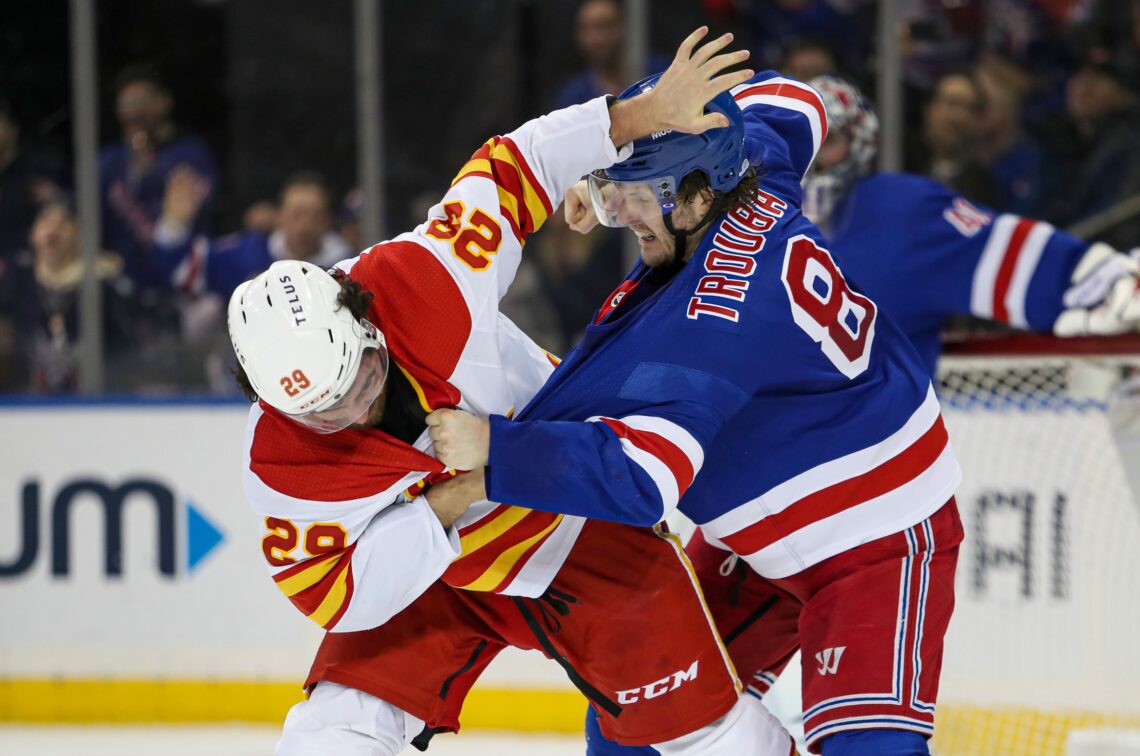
left=781, top=235, right=877, bottom=379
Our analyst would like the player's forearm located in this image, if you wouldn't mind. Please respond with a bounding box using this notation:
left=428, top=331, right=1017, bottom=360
left=485, top=416, right=668, bottom=526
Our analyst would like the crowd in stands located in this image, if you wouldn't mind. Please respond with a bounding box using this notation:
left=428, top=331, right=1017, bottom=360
left=1, top=0, right=1137, bottom=395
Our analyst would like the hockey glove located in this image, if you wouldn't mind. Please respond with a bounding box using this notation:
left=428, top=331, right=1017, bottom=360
left=1054, top=242, right=1140, bottom=337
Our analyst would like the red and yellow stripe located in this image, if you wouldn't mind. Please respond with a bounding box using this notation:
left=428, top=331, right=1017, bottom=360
left=442, top=504, right=564, bottom=593
left=272, top=543, right=357, bottom=629
left=451, top=136, right=553, bottom=242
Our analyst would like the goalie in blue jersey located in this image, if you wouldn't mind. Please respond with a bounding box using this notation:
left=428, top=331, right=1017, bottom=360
left=801, top=76, right=1140, bottom=376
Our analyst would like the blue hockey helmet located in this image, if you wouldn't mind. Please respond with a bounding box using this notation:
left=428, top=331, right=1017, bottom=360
left=589, top=72, right=749, bottom=228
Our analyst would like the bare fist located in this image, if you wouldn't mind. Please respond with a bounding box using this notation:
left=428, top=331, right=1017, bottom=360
left=424, top=468, right=486, bottom=528
left=564, top=180, right=599, bottom=235
left=426, top=408, right=491, bottom=470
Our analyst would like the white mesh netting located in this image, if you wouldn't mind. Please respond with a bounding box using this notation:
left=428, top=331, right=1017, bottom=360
left=931, top=335, right=1140, bottom=756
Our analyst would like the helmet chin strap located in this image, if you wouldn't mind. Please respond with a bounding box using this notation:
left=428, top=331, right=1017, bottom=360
left=661, top=200, right=725, bottom=272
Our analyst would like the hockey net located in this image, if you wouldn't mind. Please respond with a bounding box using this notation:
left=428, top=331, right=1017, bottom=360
left=930, top=333, right=1140, bottom=756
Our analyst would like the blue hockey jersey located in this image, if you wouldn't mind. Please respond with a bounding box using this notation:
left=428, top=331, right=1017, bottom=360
left=153, top=226, right=349, bottom=297
left=99, top=134, right=219, bottom=288
left=484, top=73, right=961, bottom=578
left=819, top=173, right=1089, bottom=376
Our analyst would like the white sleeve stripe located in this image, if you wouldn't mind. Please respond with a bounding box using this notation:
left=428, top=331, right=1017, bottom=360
left=614, top=436, right=679, bottom=517
left=971, top=214, right=1019, bottom=318
left=702, top=386, right=943, bottom=536
left=1004, top=221, right=1053, bottom=328
left=606, top=414, right=706, bottom=471
left=733, top=93, right=824, bottom=158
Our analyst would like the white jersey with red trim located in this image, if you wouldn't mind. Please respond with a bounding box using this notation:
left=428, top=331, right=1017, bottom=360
left=241, top=96, right=629, bottom=631
left=482, top=72, right=962, bottom=578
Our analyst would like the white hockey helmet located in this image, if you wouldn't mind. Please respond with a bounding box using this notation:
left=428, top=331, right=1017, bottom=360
left=227, top=259, right=389, bottom=433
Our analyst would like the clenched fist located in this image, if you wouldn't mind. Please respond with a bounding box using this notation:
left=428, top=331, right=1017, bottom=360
left=426, top=408, right=491, bottom=470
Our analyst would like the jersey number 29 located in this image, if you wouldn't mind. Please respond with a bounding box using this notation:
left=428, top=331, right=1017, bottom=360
left=781, top=235, right=877, bottom=379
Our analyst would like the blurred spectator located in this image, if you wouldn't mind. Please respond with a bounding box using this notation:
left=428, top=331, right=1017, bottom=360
left=553, top=0, right=669, bottom=108
left=905, top=71, right=1002, bottom=206
left=242, top=200, right=278, bottom=234
left=1045, top=43, right=1140, bottom=247
left=974, top=55, right=1046, bottom=215
left=901, top=0, right=986, bottom=91
left=3, top=201, right=135, bottom=393
left=0, top=96, right=66, bottom=264
left=711, top=0, right=870, bottom=79
left=153, top=170, right=348, bottom=297
left=780, top=37, right=839, bottom=83
left=99, top=65, right=220, bottom=290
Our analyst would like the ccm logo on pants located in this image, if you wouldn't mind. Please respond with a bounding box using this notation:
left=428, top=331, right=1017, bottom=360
left=616, top=661, right=700, bottom=704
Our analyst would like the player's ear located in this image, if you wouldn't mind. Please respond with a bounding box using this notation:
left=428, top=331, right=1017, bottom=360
left=690, top=186, right=715, bottom=216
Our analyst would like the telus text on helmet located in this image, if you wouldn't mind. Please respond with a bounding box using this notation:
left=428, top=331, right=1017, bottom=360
left=278, top=275, right=307, bottom=326
left=686, top=188, right=787, bottom=322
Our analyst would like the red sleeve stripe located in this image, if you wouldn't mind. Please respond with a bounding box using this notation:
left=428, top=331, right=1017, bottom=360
left=500, top=136, right=554, bottom=216
left=449, top=136, right=551, bottom=242
left=596, top=416, right=700, bottom=507
left=971, top=214, right=1053, bottom=328
left=442, top=508, right=562, bottom=589
left=733, top=78, right=828, bottom=151
left=991, top=217, right=1036, bottom=323
left=719, top=416, right=949, bottom=556
left=276, top=543, right=357, bottom=629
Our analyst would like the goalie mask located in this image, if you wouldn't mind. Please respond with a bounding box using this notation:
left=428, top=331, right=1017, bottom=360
left=228, top=260, right=389, bottom=433
left=803, top=76, right=880, bottom=230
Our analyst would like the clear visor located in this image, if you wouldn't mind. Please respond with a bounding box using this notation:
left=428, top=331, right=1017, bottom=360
left=291, top=322, right=389, bottom=434
left=587, top=170, right=677, bottom=228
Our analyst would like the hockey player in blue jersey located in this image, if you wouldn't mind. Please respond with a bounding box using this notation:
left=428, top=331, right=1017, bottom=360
left=428, top=72, right=964, bottom=755
left=800, top=76, right=1140, bottom=376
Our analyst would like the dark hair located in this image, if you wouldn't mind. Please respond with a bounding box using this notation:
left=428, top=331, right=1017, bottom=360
left=232, top=272, right=375, bottom=401
left=782, top=37, right=839, bottom=67
left=279, top=170, right=333, bottom=210
left=114, top=64, right=169, bottom=96
left=676, top=167, right=761, bottom=222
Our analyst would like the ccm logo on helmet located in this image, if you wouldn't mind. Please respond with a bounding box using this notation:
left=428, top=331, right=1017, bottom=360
left=279, top=275, right=307, bottom=326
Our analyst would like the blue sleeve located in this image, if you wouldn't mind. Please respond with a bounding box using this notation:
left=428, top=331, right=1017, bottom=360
left=895, top=177, right=1087, bottom=331
left=168, top=138, right=221, bottom=237
left=486, top=341, right=754, bottom=525
left=202, top=233, right=267, bottom=296
left=733, top=71, right=827, bottom=202
left=151, top=231, right=201, bottom=291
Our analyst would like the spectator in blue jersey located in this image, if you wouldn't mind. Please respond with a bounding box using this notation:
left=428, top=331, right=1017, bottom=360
left=153, top=170, right=349, bottom=297
left=99, top=65, right=220, bottom=291
left=802, top=75, right=1140, bottom=376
